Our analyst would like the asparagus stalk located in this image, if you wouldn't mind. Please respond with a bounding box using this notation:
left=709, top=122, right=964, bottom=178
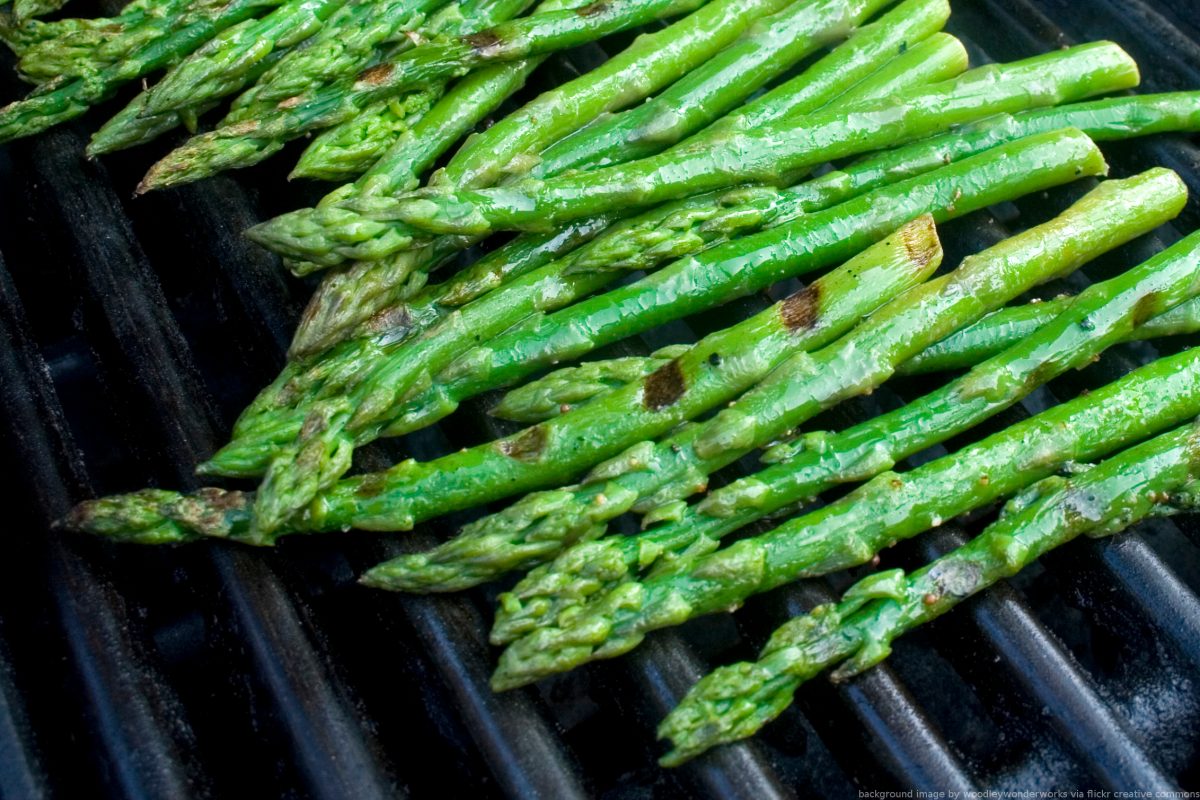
left=210, top=128, right=1102, bottom=488
left=0, top=0, right=290, bottom=142
left=901, top=293, right=1200, bottom=375
left=658, top=420, right=1200, bottom=765
left=136, top=0, right=712, bottom=190
left=363, top=168, right=1178, bottom=594
left=495, top=291, right=1200, bottom=423
left=64, top=130, right=1106, bottom=547
left=383, top=42, right=1141, bottom=235
left=492, top=343, right=1200, bottom=691
left=13, top=0, right=68, bottom=21
left=491, top=213, right=1200, bottom=642
left=66, top=221, right=937, bottom=545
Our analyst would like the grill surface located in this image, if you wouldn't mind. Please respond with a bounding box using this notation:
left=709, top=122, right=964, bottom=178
left=2, top=1, right=1200, bottom=797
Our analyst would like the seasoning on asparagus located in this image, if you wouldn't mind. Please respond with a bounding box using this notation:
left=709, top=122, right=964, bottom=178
left=658, top=419, right=1200, bottom=765
left=363, top=167, right=1176, bottom=594
left=491, top=213, right=1200, bottom=642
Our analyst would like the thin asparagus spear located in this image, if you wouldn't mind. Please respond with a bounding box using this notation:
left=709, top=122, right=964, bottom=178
left=491, top=343, right=1200, bottom=690
left=491, top=216, right=1200, bottom=642
left=496, top=291, right=1200, bottom=423
left=385, top=42, right=1141, bottom=235
left=13, top=0, right=67, bottom=20
left=136, top=0, right=713, bottom=190
left=66, top=221, right=937, bottom=545
left=901, top=293, right=1200, bottom=374
left=210, top=128, right=1102, bottom=486
left=658, top=420, right=1200, bottom=765
left=0, top=0, right=290, bottom=142
left=364, top=168, right=1179, bottom=594
left=62, top=130, right=1107, bottom=546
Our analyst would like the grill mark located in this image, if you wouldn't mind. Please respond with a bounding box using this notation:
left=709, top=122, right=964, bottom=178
left=465, top=30, right=503, bottom=56
left=357, top=63, right=394, bottom=86
left=1132, top=291, right=1162, bottom=327
left=643, top=359, right=686, bottom=410
left=781, top=284, right=821, bottom=331
left=900, top=214, right=940, bottom=271
left=500, top=426, right=548, bottom=462
left=576, top=1, right=609, bottom=16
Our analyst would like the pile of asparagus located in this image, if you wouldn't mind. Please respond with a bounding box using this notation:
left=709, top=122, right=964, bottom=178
left=8, top=0, right=1200, bottom=766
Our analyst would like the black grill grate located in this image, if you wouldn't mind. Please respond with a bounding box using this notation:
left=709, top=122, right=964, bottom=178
left=2, top=1, right=1200, bottom=797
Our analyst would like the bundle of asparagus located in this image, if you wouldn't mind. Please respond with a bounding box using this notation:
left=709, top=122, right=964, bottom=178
left=6, top=0, right=1200, bottom=770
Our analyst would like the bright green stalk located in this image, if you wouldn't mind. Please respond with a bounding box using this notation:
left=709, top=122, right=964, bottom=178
left=364, top=167, right=1175, bottom=595
left=658, top=420, right=1200, bottom=765
left=14, top=0, right=69, bottom=22
left=491, top=345, right=1200, bottom=691
left=0, top=0, right=289, bottom=143
left=900, top=293, right=1200, bottom=374
left=210, top=129, right=1102, bottom=488
left=136, top=0, right=711, bottom=190
left=65, top=222, right=937, bottom=545
left=386, top=42, right=1140, bottom=235
left=491, top=212, right=1200, bottom=642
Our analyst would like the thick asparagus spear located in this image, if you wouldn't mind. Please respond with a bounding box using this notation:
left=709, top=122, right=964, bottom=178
left=363, top=168, right=1178, bottom=594
left=0, top=0, right=289, bottom=142
left=66, top=223, right=936, bottom=545
left=64, top=130, right=1106, bottom=546
left=491, top=215, right=1200, bottom=642
left=491, top=344, right=1200, bottom=690
left=658, top=419, right=1200, bottom=765
left=496, top=291, right=1200, bottom=423
left=136, top=0, right=712, bottom=190
left=210, top=129, right=1102, bottom=488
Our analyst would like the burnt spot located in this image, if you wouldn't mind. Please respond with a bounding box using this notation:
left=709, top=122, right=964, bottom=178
left=576, top=1, right=609, bottom=16
left=781, top=284, right=821, bottom=331
left=500, top=426, right=548, bottom=462
left=901, top=214, right=940, bottom=271
left=355, top=474, right=389, bottom=498
left=1132, top=291, right=1162, bottom=328
left=357, top=63, right=395, bottom=86
left=465, top=30, right=503, bottom=56
left=196, top=487, right=247, bottom=511
left=643, top=359, right=686, bottom=411
left=300, top=409, right=329, bottom=438
left=708, top=352, right=722, bottom=367
left=1022, top=361, right=1056, bottom=393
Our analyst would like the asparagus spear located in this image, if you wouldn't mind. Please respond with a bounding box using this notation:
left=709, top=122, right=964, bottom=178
left=491, top=214, right=1200, bottom=642
left=363, top=167, right=1178, bottom=594
left=136, top=0, right=713, bottom=190
left=0, top=0, right=289, bottom=142
left=210, top=129, right=1102, bottom=488
left=491, top=343, right=1200, bottom=690
left=64, top=130, right=1107, bottom=546
left=383, top=42, right=1141, bottom=235
left=658, top=419, right=1200, bottom=765
left=901, top=293, right=1200, bottom=375
left=496, top=291, right=1200, bottom=423
left=66, top=221, right=936, bottom=545
left=13, top=0, right=68, bottom=21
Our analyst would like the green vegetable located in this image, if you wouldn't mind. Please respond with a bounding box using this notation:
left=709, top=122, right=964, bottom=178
left=364, top=167, right=1176, bottom=595
left=657, top=418, right=1200, bottom=765
left=492, top=207, right=1200, bottom=642
left=384, top=42, right=1140, bottom=234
